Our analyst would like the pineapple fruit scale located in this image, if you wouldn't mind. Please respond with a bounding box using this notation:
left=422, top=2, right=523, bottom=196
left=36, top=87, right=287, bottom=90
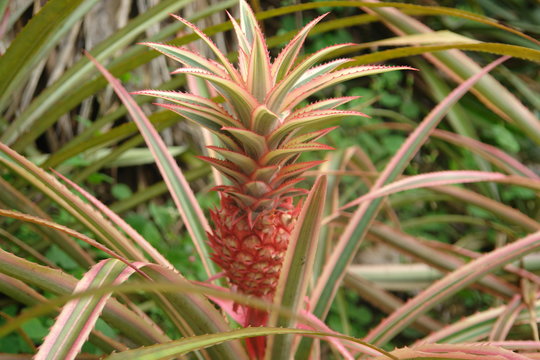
left=137, top=0, right=410, bottom=299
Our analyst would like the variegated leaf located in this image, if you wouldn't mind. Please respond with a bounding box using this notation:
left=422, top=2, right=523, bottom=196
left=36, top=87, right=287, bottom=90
left=272, top=12, right=329, bottom=81
left=268, top=110, right=364, bottom=148
left=170, top=14, right=242, bottom=83
left=238, top=0, right=259, bottom=47
left=292, top=58, right=352, bottom=90
left=282, top=65, right=416, bottom=111
left=262, top=143, right=334, bottom=165
left=247, top=28, right=273, bottom=101
left=36, top=259, right=131, bottom=360
left=133, top=90, right=226, bottom=112
left=266, top=43, right=356, bottom=111
left=173, top=68, right=258, bottom=124
left=198, top=156, right=249, bottom=184
left=292, top=96, right=360, bottom=115
left=207, top=146, right=258, bottom=173
left=142, top=42, right=228, bottom=77
left=251, top=105, right=281, bottom=135
left=222, top=127, right=267, bottom=158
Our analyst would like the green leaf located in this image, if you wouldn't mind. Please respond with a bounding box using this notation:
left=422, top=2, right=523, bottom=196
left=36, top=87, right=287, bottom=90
left=111, top=184, right=133, bottom=201
left=143, top=42, right=228, bottom=76
left=491, top=124, right=520, bottom=154
left=21, top=318, right=48, bottom=341
left=46, top=246, right=79, bottom=270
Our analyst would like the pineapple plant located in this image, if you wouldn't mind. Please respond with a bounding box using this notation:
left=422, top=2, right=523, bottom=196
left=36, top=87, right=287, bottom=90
left=136, top=0, right=409, bottom=307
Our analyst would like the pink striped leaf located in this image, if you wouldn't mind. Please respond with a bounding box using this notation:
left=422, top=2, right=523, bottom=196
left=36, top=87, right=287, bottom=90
left=364, top=230, right=540, bottom=346
left=268, top=110, right=364, bottom=148
left=284, top=126, right=338, bottom=145
left=262, top=143, right=334, bottom=165
left=341, top=170, right=511, bottom=210
left=306, top=56, right=511, bottom=352
left=250, top=104, right=280, bottom=135
left=266, top=43, right=355, bottom=111
left=271, top=12, right=329, bottom=81
left=282, top=65, right=416, bottom=111
left=292, top=58, right=353, bottom=90
left=86, top=53, right=218, bottom=279
left=105, top=327, right=392, bottom=360
left=0, top=248, right=169, bottom=346
left=390, top=343, right=529, bottom=360
left=169, top=14, right=242, bottom=83
left=221, top=127, right=267, bottom=158
left=293, top=96, right=360, bottom=114
left=0, top=209, right=148, bottom=279
left=198, top=156, right=250, bottom=184
left=490, top=295, right=523, bottom=341
left=0, top=176, right=92, bottom=267
left=141, top=42, right=228, bottom=77
left=238, top=0, right=259, bottom=47
left=247, top=26, right=273, bottom=101
left=156, top=102, right=241, bottom=131
left=226, top=11, right=250, bottom=68
left=52, top=170, right=173, bottom=268
left=207, top=146, right=259, bottom=172
left=132, top=89, right=229, bottom=113
left=172, top=68, right=258, bottom=124
left=419, top=301, right=535, bottom=344
left=36, top=259, right=132, bottom=360
left=0, top=142, right=145, bottom=262
left=361, top=122, right=539, bottom=179
left=268, top=176, right=328, bottom=359
left=370, top=224, right=518, bottom=299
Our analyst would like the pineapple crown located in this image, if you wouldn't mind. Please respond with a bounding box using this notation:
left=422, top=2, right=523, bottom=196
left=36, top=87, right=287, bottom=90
left=135, top=0, right=412, bottom=218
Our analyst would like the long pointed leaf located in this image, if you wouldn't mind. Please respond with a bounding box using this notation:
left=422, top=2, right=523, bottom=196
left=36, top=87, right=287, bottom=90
left=272, top=13, right=329, bottom=81
left=359, top=1, right=540, bottom=144
left=298, top=56, right=510, bottom=358
left=106, top=327, right=392, bottom=360
left=341, top=170, right=509, bottom=210
left=267, top=176, right=327, bottom=359
left=86, top=53, right=218, bottom=280
left=36, top=260, right=130, bottom=360
left=0, top=248, right=170, bottom=346
left=364, top=230, right=540, bottom=346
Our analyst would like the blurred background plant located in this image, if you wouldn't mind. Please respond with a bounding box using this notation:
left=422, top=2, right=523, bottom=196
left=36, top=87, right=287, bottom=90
left=0, top=0, right=539, bottom=359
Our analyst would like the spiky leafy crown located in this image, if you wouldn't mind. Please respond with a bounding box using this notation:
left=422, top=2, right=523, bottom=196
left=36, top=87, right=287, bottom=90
left=136, top=1, right=410, bottom=217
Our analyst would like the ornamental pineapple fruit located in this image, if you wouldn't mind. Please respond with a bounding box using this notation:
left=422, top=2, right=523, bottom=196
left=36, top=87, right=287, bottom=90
left=138, top=0, right=410, bottom=300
